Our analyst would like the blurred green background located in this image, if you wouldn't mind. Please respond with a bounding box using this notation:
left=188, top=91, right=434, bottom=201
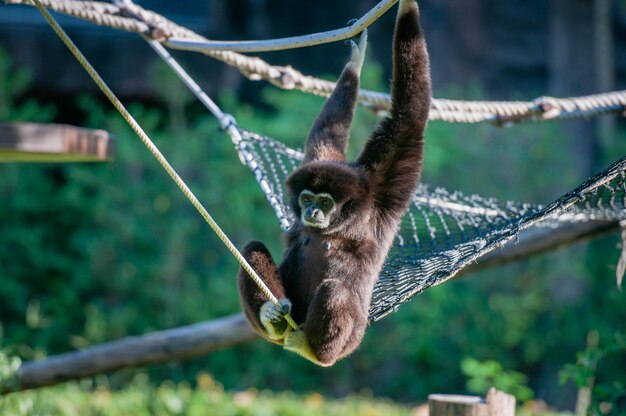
left=1, top=0, right=626, bottom=414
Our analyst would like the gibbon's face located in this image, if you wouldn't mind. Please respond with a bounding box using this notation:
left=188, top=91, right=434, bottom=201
left=298, top=189, right=336, bottom=229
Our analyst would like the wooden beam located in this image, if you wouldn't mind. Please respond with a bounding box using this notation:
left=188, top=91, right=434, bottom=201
left=0, top=122, right=114, bottom=162
left=0, top=314, right=255, bottom=394
left=461, top=220, right=618, bottom=275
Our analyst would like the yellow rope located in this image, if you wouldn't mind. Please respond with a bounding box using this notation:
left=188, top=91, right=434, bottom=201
left=31, top=0, right=298, bottom=331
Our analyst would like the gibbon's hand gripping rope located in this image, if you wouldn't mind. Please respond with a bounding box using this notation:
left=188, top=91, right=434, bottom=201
left=30, top=0, right=298, bottom=331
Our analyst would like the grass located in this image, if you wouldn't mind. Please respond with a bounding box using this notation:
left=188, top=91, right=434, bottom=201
left=0, top=374, right=416, bottom=416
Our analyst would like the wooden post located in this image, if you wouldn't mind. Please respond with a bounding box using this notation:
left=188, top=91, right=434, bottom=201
left=428, top=388, right=516, bottom=416
left=0, top=122, right=114, bottom=162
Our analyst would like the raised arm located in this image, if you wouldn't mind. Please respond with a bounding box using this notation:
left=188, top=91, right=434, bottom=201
left=387, top=0, right=430, bottom=131
left=303, top=30, right=367, bottom=164
left=356, top=0, right=431, bottom=212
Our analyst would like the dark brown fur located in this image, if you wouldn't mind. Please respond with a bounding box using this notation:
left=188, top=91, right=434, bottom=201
left=237, top=0, right=431, bottom=366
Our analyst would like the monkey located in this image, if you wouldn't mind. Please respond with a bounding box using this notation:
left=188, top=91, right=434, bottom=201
left=237, top=0, right=431, bottom=366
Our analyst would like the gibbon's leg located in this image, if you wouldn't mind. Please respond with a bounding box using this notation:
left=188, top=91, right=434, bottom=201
left=284, top=279, right=364, bottom=366
left=237, top=241, right=292, bottom=343
left=303, top=29, right=367, bottom=163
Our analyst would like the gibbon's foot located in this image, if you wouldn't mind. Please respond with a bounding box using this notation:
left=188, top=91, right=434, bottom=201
left=259, top=298, right=292, bottom=341
left=284, top=328, right=334, bottom=367
left=346, top=27, right=367, bottom=74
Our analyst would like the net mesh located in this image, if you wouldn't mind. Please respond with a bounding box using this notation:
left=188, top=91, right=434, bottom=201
left=233, top=128, right=626, bottom=322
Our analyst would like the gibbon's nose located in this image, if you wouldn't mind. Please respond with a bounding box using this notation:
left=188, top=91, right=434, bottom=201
left=305, top=207, right=322, bottom=222
left=313, top=208, right=325, bottom=220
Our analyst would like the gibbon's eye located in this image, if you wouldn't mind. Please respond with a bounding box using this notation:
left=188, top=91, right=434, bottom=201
left=319, top=197, right=333, bottom=210
left=300, top=194, right=312, bottom=205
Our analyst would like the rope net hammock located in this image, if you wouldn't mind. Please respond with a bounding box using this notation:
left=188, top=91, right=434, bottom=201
left=233, top=128, right=626, bottom=322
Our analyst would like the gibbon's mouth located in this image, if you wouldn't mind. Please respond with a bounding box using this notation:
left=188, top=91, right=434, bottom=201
left=303, top=218, right=329, bottom=229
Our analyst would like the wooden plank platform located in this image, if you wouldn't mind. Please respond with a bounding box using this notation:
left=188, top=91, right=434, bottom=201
left=0, top=122, right=114, bottom=162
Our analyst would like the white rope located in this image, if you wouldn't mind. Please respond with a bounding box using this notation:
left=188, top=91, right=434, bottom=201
left=166, top=0, right=397, bottom=53
left=30, top=0, right=298, bottom=330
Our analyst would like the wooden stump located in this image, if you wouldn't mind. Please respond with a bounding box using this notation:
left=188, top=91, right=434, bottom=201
left=0, top=122, right=114, bottom=162
left=428, top=388, right=516, bottom=416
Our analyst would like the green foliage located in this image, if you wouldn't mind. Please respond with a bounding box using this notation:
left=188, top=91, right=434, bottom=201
left=423, top=86, right=585, bottom=201
left=461, top=357, right=534, bottom=402
left=0, top=375, right=414, bottom=416
left=0, top=351, right=21, bottom=394
left=0, top=47, right=56, bottom=122
left=0, top=45, right=625, bottom=414
left=559, top=331, right=626, bottom=415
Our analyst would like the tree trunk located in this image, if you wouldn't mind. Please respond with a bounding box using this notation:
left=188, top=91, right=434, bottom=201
left=549, top=0, right=614, bottom=176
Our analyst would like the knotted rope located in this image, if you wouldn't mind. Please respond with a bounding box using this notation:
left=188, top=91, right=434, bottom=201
left=7, top=0, right=625, bottom=125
